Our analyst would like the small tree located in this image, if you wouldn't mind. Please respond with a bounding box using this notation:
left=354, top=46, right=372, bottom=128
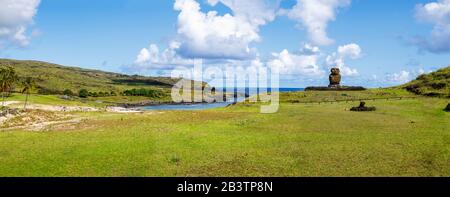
left=21, top=77, right=35, bottom=110
left=0, top=66, right=18, bottom=106
left=79, top=89, right=89, bottom=98
left=63, top=89, right=73, bottom=96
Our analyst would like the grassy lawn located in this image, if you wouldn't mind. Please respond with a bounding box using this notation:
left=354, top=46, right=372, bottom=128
left=0, top=90, right=448, bottom=177
left=3, top=94, right=108, bottom=108
left=3, top=93, right=173, bottom=108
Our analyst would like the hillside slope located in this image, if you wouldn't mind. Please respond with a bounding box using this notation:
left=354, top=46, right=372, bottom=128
left=402, top=66, right=450, bottom=98
left=0, top=59, right=179, bottom=94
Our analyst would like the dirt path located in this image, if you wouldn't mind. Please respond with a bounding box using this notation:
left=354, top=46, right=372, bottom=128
left=2, top=101, right=21, bottom=106
left=1, top=117, right=85, bottom=132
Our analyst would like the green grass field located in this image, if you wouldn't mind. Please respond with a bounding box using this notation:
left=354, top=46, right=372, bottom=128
left=0, top=90, right=448, bottom=177
left=0, top=59, right=180, bottom=103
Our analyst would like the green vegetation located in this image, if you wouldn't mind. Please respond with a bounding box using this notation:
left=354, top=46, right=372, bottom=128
left=0, top=59, right=177, bottom=100
left=280, top=88, right=413, bottom=103
left=0, top=60, right=448, bottom=177
left=122, top=88, right=165, bottom=98
left=63, top=89, right=74, bottom=96
left=0, top=90, right=448, bottom=177
left=0, top=59, right=194, bottom=103
left=0, top=59, right=178, bottom=92
left=78, top=89, right=89, bottom=98
left=402, top=66, right=450, bottom=97
left=0, top=66, right=19, bottom=106
left=3, top=94, right=107, bottom=108
left=20, top=77, right=35, bottom=110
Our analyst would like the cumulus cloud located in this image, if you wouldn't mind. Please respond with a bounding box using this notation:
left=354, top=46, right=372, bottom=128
left=326, top=43, right=361, bottom=76
left=206, top=0, right=277, bottom=26
left=0, top=0, right=40, bottom=47
left=173, top=0, right=277, bottom=59
left=268, top=44, right=324, bottom=76
left=414, top=0, right=450, bottom=53
left=386, top=70, right=411, bottom=83
left=134, top=42, right=193, bottom=68
left=384, top=69, right=432, bottom=84
left=287, top=0, right=350, bottom=46
left=299, top=43, right=320, bottom=55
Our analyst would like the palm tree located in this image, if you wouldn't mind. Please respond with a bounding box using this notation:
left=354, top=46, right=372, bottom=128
left=21, top=77, right=35, bottom=110
left=0, top=66, right=18, bottom=107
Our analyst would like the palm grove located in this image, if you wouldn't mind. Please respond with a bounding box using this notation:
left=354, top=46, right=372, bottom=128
left=0, top=66, right=35, bottom=110
left=0, top=66, right=167, bottom=111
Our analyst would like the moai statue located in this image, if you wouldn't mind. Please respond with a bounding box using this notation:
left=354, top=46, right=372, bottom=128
left=328, top=68, right=341, bottom=88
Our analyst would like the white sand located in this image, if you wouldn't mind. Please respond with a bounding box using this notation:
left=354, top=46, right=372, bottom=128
left=106, top=106, right=142, bottom=113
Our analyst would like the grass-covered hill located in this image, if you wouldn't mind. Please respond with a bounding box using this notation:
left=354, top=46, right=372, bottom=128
left=0, top=59, right=179, bottom=95
left=402, top=66, right=450, bottom=98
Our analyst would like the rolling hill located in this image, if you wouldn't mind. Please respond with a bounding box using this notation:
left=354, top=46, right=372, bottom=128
left=402, top=66, right=450, bottom=98
left=0, top=59, right=180, bottom=95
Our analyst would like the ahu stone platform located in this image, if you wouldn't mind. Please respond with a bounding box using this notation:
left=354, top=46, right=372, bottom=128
left=305, top=86, right=366, bottom=91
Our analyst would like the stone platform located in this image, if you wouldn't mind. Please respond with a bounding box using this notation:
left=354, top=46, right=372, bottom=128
left=305, top=86, right=366, bottom=91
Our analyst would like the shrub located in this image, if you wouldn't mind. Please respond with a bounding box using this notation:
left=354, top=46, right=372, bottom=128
left=79, top=89, right=89, bottom=98
left=38, top=88, right=62, bottom=95
left=63, top=89, right=73, bottom=96
left=122, top=88, right=165, bottom=98
left=431, top=82, right=446, bottom=90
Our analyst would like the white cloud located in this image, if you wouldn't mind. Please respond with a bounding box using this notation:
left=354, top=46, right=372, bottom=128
left=326, top=43, right=361, bottom=76
left=386, top=70, right=411, bottom=83
left=299, top=43, right=320, bottom=55
left=384, top=68, right=432, bottom=84
left=337, top=43, right=361, bottom=59
left=134, top=42, right=193, bottom=68
left=287, top=0, right=350, bottom=46
left=173, top=0, right=277, bottom=60
left=206, top=0, right=277, bottom=26
left=0, top=0, right=40, bottom=47
left=414, top=0, right=450, bottom=53
left=268, top=47, right=324, bottom=76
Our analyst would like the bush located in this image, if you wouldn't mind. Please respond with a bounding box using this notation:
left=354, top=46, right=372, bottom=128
left=79, top=89, right=89, bottom=98
left=37, top=88, right=62, bottom=95
left=431, top=82, right=446, bottom=90
left=63, top=89, right=73, bottom=96
left=122, top=88, right=165, bottom=98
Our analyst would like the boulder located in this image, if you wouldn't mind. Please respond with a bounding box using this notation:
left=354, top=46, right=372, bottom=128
left=350, top=101, right=376, bottom=112
left=329, top=68, right=342, bottom=88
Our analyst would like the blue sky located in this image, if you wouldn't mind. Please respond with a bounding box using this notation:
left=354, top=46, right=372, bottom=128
left=0, top=0, right=449, bottom=88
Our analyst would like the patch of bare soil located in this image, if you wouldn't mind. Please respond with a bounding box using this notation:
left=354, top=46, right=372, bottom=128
left=0, top=110, right=85, bottom=132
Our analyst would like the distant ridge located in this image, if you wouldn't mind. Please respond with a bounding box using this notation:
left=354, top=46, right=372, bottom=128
left=402, top=66, right=450, bottom=98
left=0, top=59, right=179, bottom=94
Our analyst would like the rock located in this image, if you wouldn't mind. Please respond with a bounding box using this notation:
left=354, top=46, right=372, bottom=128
left=329, top=68, right=342, bottom=88
left=445, top=103, right=450, bottom=112
left=350, top=101, right=376, bottom=112
left=305, top=68, right=366, bottom=91
left=59, top=95, right=72, bottom=100
left=305, top=86, right=366, bottom=91
left=359, top=101, right=366, bottom=108
left=0, top=107, right=21, bottom=117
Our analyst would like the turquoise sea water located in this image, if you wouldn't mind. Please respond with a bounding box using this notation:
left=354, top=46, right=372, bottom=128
left=140, top=88, right=304, bottom=111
